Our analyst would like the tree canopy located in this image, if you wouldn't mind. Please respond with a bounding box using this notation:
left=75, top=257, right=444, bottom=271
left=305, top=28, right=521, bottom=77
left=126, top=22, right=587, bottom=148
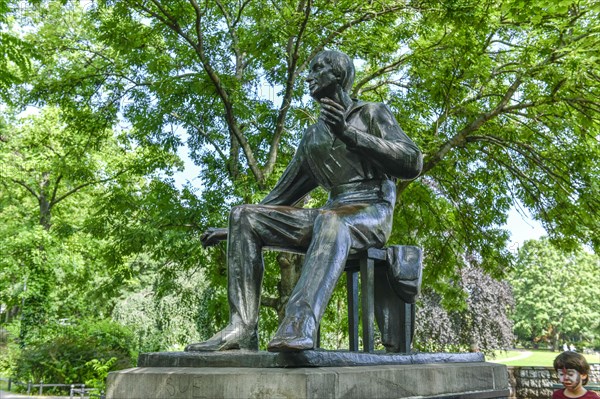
left=415, top=261, right=515, bottom=353
left=0, top=0, right=34, bottom=100
left=0, top=104, right=181, bottom=342
left=1, top=0, right=599, bottom=360
left=510, top=239, right=600, bottom=350
left=35, top=0, right=597, bottom=287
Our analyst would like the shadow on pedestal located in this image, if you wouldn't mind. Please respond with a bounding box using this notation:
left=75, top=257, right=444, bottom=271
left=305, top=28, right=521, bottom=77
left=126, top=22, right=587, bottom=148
left=138, top=349, right=485, bottom=368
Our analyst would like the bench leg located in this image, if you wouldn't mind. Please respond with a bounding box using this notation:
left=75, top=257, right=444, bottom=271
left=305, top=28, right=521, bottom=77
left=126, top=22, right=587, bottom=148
left=399, top=302, right=415, bottom=353
left=346, top=270, right=359, bottom=351
left=360, top=256, right=375, bottom=352
left=316, top=325, right=321, bottom=348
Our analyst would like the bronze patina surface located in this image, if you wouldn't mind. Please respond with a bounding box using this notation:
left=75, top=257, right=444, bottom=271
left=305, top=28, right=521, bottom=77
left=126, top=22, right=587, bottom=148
left=187, top=50, right=422, bottom=353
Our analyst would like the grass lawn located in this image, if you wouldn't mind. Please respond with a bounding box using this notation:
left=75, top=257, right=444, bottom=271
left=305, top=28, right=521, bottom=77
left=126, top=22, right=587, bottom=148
left=490, top=349, right=600, bottom=367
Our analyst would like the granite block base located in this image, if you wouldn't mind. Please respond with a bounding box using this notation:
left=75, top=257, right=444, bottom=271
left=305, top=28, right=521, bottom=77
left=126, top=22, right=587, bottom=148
left=107, top=353, right=509, bottom=399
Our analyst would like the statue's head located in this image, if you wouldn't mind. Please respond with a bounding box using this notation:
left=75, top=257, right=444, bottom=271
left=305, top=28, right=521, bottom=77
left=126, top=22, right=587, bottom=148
left=307, top=50, right=355, bottom=99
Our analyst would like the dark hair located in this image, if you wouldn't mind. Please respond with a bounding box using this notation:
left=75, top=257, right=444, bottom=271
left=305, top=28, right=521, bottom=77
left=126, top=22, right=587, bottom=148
left=554, top=351, right=590, bottom=385
left=314, top=50, right=355, bottom=92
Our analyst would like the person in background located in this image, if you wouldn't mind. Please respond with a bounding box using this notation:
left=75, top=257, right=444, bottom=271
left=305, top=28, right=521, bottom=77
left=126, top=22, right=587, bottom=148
left=552, top=351, right=599, bottom=399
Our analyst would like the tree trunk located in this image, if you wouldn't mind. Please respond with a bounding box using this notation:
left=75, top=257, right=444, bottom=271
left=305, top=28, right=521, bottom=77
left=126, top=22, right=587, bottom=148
left=21, top=173, right=53, bottom=345
left=39, top=172, right=52, bottom=230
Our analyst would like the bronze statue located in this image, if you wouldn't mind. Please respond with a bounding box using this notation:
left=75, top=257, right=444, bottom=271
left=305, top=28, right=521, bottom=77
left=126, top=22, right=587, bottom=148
left=186, top=50, right=422, bottom=352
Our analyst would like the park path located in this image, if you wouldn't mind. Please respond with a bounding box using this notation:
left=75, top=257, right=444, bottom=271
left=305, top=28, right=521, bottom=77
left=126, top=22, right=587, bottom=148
left=0, top=390, right=70, bottom=399
left=488, top=350, right=532, bottom=363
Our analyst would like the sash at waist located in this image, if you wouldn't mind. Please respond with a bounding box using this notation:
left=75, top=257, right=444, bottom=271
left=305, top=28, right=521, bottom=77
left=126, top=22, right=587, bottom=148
left=327, top=179, right=396, bottom=206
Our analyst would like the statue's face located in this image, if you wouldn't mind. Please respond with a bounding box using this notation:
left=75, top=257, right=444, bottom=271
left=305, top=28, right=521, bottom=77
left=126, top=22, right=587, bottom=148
left=306, top=55, right=337, bottom=101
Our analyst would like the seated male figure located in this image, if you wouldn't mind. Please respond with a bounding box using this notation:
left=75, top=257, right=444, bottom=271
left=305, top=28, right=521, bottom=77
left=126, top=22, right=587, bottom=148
left=187, top=50, right=422, bottom=352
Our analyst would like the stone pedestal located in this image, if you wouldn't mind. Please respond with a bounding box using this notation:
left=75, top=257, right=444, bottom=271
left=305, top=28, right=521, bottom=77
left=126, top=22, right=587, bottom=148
left=106, top=351, right=509, bottom=399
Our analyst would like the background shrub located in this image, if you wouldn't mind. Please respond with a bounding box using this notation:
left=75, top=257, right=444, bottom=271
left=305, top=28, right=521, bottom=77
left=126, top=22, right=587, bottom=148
left=12, top=319, right=135, bottom=390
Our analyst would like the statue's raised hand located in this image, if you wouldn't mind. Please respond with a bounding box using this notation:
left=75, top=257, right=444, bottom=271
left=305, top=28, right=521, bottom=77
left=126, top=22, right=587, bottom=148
left=201, top=227, right=228, bottom=248
left=320, top=98, right=347, bottom=137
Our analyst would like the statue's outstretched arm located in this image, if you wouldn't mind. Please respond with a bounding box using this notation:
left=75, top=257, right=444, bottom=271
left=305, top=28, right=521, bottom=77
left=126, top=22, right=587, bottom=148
left=260, top=148, right=317, bottom=206
left=201, top=227, right=227, bottom=248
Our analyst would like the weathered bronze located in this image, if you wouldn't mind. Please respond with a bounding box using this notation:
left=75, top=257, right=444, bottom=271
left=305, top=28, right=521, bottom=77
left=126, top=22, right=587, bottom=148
left=186, top=50, right=422, bottom=353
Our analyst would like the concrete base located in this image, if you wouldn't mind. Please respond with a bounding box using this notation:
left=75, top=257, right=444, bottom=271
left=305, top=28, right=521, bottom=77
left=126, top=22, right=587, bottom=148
left=107, top=362, right=509, bottom=399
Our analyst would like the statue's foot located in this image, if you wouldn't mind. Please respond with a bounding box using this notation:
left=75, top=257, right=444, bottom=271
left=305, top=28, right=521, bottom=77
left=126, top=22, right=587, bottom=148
left=267, top=314, right=317, bottom=352
left=185, top=324, right=258, bottom=351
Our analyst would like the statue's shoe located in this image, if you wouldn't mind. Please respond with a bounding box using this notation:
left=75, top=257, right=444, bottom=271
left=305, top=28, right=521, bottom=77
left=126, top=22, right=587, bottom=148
left=267, top=314, right=317, bottom=352
left=185, top=324, right=258, bottom=351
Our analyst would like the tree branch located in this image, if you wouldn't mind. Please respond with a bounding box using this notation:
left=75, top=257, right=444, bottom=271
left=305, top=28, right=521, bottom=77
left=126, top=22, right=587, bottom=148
left=50, top=174, right=62, bottom=205
left=421, top=77, right=523, bottom=176
left=136, top=0, right=265, bottom=186
left=169, top=112, right=229, bottom=165
left=10, top=178, right=40, bottom=200
left=353, top=57, right=410, bottom=96
left=466, top=134, right=572, bottom=195
left=358, top=80, right=411, bottom=95
left=50, top=169, right=130, bottom=207
left=296, top=5, right=408, bottom=77
left=478, top=147, right=554, bottom=235
left=214, top=0, right=244, bottom=80
left=353, top=31, right=449, bottom=96
left=264, top=0, right=313, bottom=180
left=187, top=0, right=264, bottom=186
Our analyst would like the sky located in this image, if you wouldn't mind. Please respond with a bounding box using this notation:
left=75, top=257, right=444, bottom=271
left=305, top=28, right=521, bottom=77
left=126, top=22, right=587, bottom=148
left=505, top=205, right=546, bottom=252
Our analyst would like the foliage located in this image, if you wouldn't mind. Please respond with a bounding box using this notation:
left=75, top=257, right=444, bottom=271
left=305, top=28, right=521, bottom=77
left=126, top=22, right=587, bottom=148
left=0, top=104, right=180, bottom=343
left=414, top=262, right=515, bottom=353
left=51, top=0, right=598, bottom=300
left=1, top=0, right=599, bottom=356
left=111, top=254, right=215, bottom=352
left=386, top=0, right=600, bottom=296
left=0, top=0, right=35, bottom=101
left=11, top=319, right=135, bottom=390
left=0, top=323, right=20, bottom=377
left=509, top=239, right=600, bottom=350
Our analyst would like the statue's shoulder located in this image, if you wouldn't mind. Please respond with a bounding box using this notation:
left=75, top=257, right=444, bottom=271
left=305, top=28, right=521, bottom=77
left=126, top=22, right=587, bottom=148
left=350, top=100, right=391, bottom=117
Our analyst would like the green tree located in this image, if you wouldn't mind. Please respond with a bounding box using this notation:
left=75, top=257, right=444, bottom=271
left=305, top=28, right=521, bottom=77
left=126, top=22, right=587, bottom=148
left=0, top=0, right=34, bottom=101
left=110, top=254, right=215, bottom=352
left=0, top=106, right=178, bottom=343
left=13, top=319, right=135, bottom=390
left=79, top=0, right=600, bottom=283
left=509, top=239, right=600, bottom=350
left=3, top=0, right=600, bottom=351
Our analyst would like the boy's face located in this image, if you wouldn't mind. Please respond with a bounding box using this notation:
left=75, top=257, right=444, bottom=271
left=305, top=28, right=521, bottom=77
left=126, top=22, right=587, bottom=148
left=557, top=368, right=586, bottom=391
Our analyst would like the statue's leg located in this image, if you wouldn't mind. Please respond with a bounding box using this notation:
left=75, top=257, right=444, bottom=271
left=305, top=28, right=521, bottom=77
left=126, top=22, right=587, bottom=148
left=268, top=203, right=392, bottom=352
left=267, top=209, right=351, bottom=351
left=186, top=204, right=318, bottom=352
